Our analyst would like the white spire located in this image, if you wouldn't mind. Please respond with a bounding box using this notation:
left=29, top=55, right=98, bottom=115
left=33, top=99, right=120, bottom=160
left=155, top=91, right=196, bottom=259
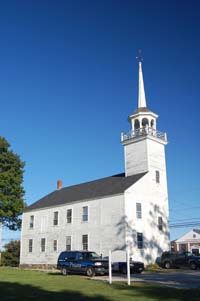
left=138, top=61, right=147, bottom=108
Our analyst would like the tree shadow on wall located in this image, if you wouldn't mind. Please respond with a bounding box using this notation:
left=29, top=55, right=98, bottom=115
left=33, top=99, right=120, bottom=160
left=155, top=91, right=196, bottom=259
left=0, top=281, right=110, bottom=301
left=115, top=201, right=170, bottom=264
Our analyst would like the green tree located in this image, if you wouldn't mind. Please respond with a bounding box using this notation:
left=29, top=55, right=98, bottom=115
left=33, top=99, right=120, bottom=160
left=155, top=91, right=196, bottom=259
left=0, top=136, right=25, bottom=230
left=1, top=240, right=20, bottom=266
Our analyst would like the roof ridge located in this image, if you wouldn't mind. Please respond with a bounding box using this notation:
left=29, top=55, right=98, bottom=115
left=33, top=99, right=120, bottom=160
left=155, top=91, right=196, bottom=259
left=24, top=172, right=146, bottom=212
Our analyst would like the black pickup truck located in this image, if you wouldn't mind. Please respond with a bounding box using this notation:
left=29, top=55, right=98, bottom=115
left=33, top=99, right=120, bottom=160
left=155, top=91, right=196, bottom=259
left=161, top=251, right=200, bottom=270
left=103, top=256, right=144, bottom=274
left=112, top=260, right=144, bottom=274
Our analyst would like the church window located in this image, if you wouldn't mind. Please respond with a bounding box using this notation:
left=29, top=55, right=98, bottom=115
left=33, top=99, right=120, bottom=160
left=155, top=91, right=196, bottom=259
left=53, top=211, right=59, bottom=226
left=137, top=233, right=143, bottom=249
left=158, top=217, right=163, bottom=231
left=151, top=119, right=154, bottom=128
left=156, top=170, right=160, bottom=183
left=82, top=206, right=88, bottom=222
left=29, top=215, right=34, bottom=229
left=82, top=234, right=88, bottom=250
left=53, top=240, right=57, bottom=251
left=67, top=209, right=72, bottom=223
left=29, top=239, right=33, bottom=252
left=66, top=236, right=71, bottom=250
left=41, top=238, right=46, bottom=252
left=136, top=203, right=142, bottom=219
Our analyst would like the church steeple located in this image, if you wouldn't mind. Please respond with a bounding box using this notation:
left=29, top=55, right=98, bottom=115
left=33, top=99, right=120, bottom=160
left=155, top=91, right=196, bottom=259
left=137, top=51, right=147, bottom=108
left=121, top=53, right=167, bottom=177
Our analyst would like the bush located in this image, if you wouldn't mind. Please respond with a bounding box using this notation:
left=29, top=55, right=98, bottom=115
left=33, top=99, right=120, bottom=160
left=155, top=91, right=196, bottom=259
left=1, top=240, right=20, bottom=266
left=145, top=263, right=162, bottom=272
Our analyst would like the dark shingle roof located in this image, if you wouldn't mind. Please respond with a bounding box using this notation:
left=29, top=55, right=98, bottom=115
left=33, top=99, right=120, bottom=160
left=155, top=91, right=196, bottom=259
left=193, top=229, right=200, bottom=234
left=24, top=172, right=146, bottom=212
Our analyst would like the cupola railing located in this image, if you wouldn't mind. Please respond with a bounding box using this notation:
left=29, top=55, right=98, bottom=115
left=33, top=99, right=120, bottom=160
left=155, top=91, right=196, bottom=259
left=121, top=127, right=167, bottom=143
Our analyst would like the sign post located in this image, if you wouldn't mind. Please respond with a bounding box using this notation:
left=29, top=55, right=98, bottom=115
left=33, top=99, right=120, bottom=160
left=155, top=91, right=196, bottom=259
left=127, top=250, right=131, bottom=285
left=109, top=250, right=112, bottom=284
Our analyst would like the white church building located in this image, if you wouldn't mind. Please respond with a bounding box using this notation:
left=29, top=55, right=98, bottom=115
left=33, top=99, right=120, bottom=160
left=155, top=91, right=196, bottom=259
left=20, top=58, right=170, bottom=267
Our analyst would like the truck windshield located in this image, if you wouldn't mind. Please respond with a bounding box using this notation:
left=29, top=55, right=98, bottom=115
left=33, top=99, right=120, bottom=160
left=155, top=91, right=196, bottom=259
left=85, top=252, right=100, bottom=259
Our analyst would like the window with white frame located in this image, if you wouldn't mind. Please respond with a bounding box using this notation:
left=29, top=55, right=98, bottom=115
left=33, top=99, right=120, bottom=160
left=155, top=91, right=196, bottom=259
left=158, top=216, right=163, bottom=231
left=53, top=211, right=58, bottom=226
left=67, top=209, right=72, bottom=223
left=53, top=240, right=57, bottom=251
left=155, top=170, right=160, bottom=183
left=136, top=203, right=142, bottom=219
left=28, top=239, right=33, bottom=252
left=82, top=206, right=88, bottom=222
left=82, top=234, right=88, bottom=250
left=66, top=236, right=71, bottom=250
left=41, top=238, right=46, bottom=252
left=29, top=215, right=34, bottom=229
left=137, top=232, right=143, bottom=249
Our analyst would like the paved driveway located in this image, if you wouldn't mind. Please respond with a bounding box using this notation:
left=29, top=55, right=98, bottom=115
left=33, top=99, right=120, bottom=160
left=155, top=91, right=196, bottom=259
left=94, top=270, right=200, bottom=289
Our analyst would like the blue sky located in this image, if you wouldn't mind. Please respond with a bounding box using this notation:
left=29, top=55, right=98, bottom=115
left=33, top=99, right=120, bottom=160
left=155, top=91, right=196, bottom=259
left=1, top=0, right=200, bottom=243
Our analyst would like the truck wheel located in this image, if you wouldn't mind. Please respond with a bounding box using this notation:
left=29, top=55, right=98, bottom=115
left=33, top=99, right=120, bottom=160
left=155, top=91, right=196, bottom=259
left=190, top=262, right=197, bottom=270
left=164, top=261, right=171, bottom=269
left=61, top=268, right=68, bottom=276
left=86, top=267, right=95, bottom=277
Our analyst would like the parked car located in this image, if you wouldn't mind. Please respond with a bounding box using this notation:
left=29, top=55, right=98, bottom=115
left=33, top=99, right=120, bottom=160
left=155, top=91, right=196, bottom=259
left=161, top=251, right=200, bottom=270
left=103, top=256, right=144, bottom=274
left=57, top=251, right=108, bottom=276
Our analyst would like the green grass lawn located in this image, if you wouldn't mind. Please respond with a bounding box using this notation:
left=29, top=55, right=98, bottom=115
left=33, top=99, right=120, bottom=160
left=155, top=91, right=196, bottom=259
left=0, top=267, right=199, bottom=301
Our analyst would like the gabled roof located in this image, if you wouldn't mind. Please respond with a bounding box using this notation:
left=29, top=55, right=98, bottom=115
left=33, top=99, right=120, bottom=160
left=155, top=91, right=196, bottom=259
left=24, top=172, right=146, bottom=212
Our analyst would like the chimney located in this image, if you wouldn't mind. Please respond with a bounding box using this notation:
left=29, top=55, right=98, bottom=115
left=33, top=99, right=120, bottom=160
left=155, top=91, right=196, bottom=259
left=57, top=180, right=62, bottom=190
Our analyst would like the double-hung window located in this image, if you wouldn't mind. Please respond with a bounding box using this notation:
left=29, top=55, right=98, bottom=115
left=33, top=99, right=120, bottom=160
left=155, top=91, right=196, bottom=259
left=41, top=238, right=46, bottom=252
left=29, top=239, right=33, bottom=252
left=82, top=234, right=88, bottom=250
left=156, top=170, right=160, bottom=183
left=66, top=236, right=71, bottom=250
left=136, top=203, right=142, bottom=219
left=53, top=240, right=57, bottom=251
left=158, top=216, right=163, bottom=231
left=82, top=206, right=88, bottom=222
left=29, top=215, right=34, bottom=229
left=137, top=232, right=143, bottom=249
left=67, top=209, right=72, bottom=223
left=53, top=211, right=58, bottom=226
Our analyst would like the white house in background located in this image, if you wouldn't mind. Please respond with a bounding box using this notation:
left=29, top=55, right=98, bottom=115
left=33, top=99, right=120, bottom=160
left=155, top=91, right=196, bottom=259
left=20, top=58, right=170, bottom=267
left=171, top=229, right=200, bottom=256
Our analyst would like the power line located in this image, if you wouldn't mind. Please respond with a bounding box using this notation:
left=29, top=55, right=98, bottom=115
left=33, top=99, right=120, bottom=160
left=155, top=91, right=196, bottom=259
left=170, top=205, right=200, bottom=212
left=170, top=222, right=200, bottom=228
left=170, top=217, right=200, bottom=222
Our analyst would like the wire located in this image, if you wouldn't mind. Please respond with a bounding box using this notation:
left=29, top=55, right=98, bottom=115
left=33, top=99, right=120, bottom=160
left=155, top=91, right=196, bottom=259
left=170, top=222, right=200, bottom=228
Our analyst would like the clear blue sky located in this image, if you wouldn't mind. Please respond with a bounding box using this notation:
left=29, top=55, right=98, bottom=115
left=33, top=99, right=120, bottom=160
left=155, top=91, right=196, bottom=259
left=1, top=0, right=200, bottom=243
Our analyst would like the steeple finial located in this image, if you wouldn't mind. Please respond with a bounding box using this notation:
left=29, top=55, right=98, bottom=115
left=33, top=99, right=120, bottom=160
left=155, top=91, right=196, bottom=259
left=136, top=50, right=147, bottom=108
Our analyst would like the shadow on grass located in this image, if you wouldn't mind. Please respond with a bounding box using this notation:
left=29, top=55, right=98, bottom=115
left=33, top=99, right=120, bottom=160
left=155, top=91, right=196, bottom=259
left=0, top=279, right=200, bottom=301
left=112, top=282, right=200, bottom=301
left=0, top=281, right=110, bottom=301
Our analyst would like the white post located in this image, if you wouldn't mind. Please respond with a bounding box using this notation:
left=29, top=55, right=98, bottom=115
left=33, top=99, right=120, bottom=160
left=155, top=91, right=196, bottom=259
left=127, top=250, right=131, bottom=286
left=0, top=223, right=2, bottom=265
left=109, top=250, right=112, bottom=284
